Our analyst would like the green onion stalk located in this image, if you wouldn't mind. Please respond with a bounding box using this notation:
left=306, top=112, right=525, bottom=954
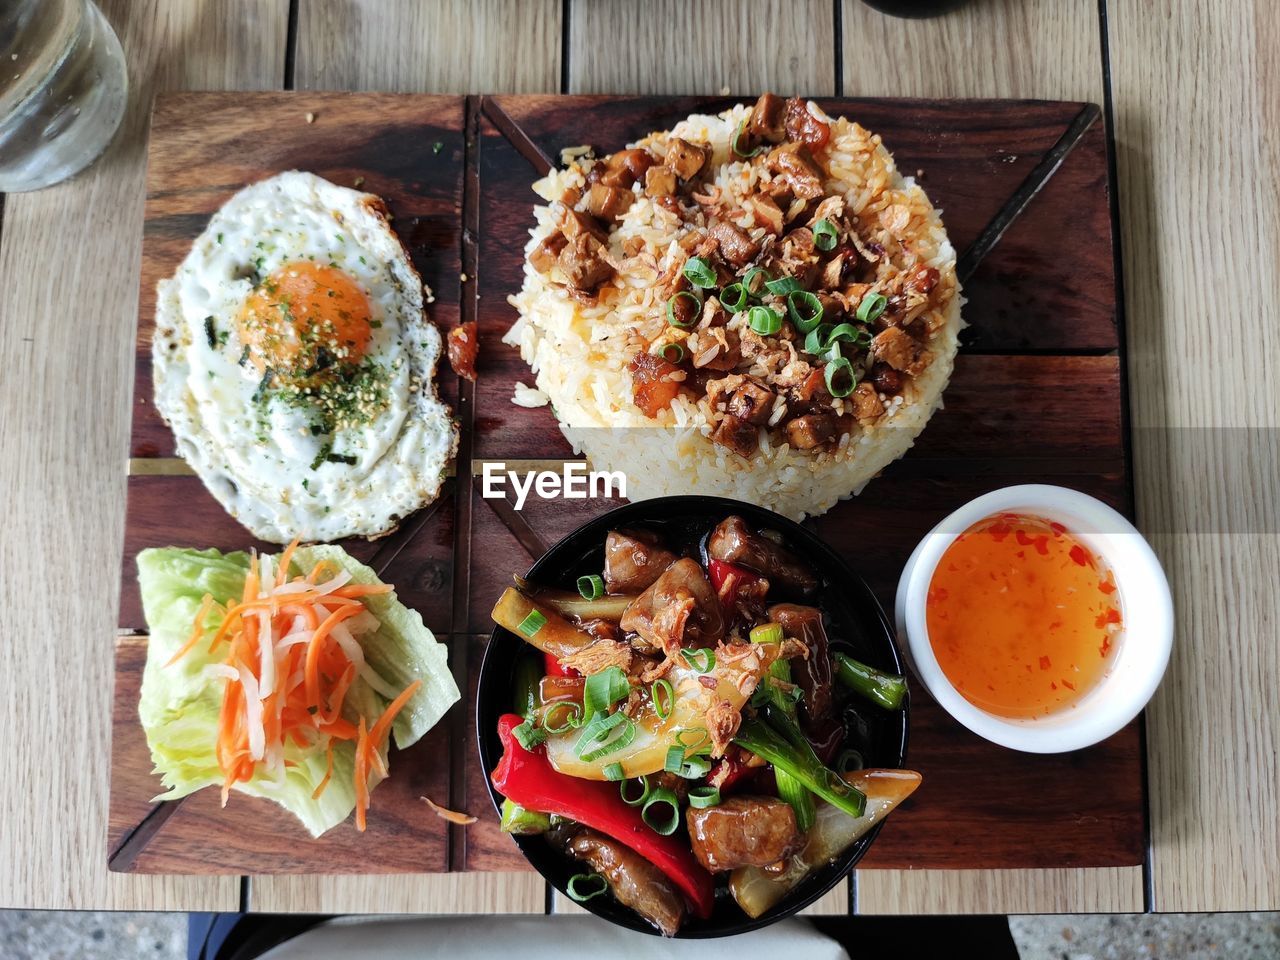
left=499, top=798, right=551, bottom=835
left=512, top=653, right=543, bottom=720
left=734, top=711, right=866, bottom=820
left=833, top=653, right=908, bottom=711
left=756, top=654, right=816, bottom=831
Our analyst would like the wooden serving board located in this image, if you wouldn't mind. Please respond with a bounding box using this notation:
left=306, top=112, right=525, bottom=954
left=112, top=93, right=1144, bottom=877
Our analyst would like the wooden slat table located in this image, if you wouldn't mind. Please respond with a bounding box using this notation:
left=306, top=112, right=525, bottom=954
left=1, top=0, right=1276, bottom=918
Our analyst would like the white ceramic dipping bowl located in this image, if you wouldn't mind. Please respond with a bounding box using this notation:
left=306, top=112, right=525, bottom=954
left=895, top=484, right=1173, bottom=753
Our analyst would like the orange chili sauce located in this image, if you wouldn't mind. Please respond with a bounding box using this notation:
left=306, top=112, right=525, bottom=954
left=925, top=513, right=1122, bottom=718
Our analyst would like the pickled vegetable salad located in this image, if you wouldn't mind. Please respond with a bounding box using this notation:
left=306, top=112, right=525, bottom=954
left=137, top=544, right=459, bottom=836
left=490, top=516, right=921, bottom=934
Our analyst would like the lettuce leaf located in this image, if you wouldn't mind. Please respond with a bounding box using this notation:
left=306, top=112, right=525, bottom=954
left=292, top=546, right=459, bottom=749
left=136, top=545, right=459, bottom=837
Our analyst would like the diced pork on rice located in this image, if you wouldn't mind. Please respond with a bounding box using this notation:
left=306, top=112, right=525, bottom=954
left=504, top=99, right=962, bottom=519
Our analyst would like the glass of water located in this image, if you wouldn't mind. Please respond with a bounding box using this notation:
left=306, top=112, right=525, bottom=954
left=0, top=0, right=127, bottom=192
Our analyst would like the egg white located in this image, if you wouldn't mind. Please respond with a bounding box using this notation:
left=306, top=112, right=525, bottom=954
left=152, top=171, right=457, bottom=543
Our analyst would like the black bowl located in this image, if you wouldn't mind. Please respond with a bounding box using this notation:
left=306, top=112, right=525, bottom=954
left=476, top=496, right=909, bottom=937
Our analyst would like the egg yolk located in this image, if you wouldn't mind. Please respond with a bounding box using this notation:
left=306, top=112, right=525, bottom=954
left=238, top=261, right=373, bottom=377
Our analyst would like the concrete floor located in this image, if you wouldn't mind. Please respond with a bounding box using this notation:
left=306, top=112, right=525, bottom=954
left=2, top=910, right=1278, bottom=958
left=1, top=911, right=185, bottom=960
left=1009, top=913, right=1280, bottom=959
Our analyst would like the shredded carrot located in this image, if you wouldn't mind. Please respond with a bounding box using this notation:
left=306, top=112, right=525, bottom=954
left=214, top=593, right=361, bottom=614
left=370, top=744, right=389, bottom=779
left=243, top=553, right=259, bottom=605
left=166, top=549, right=423, bottom=832
left=421, top=795, right=478, bottom=825
left=276, top=537, right=301, bottom=587
left=304, top=605, right=364, bottom=707
left=312, top=742, right=336, bottom=800
left=319, top=717, right=358, bottom=740
left=354, top=718, right=370, bottom=832
left=367, top=680, right=422, bottom=753
left=306, top=558, right=338, bottom=584
left=321, top=664, right=357, bottom=727
left=333, top=584, right=394, bottom=598
left=165, top=594, right=214, bottom=667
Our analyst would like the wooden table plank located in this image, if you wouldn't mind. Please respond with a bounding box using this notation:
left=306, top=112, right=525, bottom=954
left=295, top=0, right=561, bottom=94
left=251, top=873, right=546, bottom=915
left=567, top=0, right=837, bottom=95
left=1110, top=0, right=1280, bottom=912
left=0, top=0, right=288, bottom=912
left=840, top=0, right=1105, bottom=102
left=856, top=867, right=1144, bottom=915
left=250, top=0, right=564, bottom=915
left=833, top=0, right=1145, bottom=914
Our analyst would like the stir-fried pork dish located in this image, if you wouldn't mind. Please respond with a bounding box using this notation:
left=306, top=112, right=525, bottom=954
left=489, top=515, right=921, bottom=934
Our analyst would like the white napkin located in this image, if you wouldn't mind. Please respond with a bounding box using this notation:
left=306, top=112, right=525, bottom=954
left=259, top=915, right=851, bottom=960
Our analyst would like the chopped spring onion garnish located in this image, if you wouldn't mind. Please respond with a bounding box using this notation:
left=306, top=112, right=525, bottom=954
left=664, top=744, right=686, bottom=774
left=576, top=574, right=605, bottom=601
left=620, top=774, right=652, bottom=807
left=731, top=120, right=765, bottom=158
left=748, top=305, right=782, bottom=336
left=765, top=276, right=803, bottom=296
left=602, top=762, right=626, bottom=781
left=650, top=678, right=674, bottom=721
left=813, top=218, right=839, bottom=251
left=836, top=748, right=865, bottom=773
left=824, top=356, right=857, bottom=398
left=742, top=266, right=769, bottom=296
left=567, top=872, right=609, bottom=902
left=542, top=701, right=583, bottom=734
left=750, top=622, right=784, bottom=645
left=584, top=718, right=635, bottom=761
left=666, top=290, right=702, bottom=328
left=803, top=323, right=833, bottom=355
left=683, top=256, right=718, bottom=289
left=658, top=342, right=686, bottom=364
left=720, top=282, right=749, bottom=313
left=641, top=786, right=681, bottom=835
left=826, top=322, right=869, bottom=348
left=576, top=711, right=637, bottom=761
left=582, top=665, right=631, bottom=719
left=665, top=745, right=712, bottom=779
left=516, top=610, right=547, bottom=638
left=512, top=718, right=547, bottom=751
left=856, top=291, right=888, bottom=324
left=688, top=785, right=722, bottom=809
left=683, top=755, right=712, bottom=778
left=679, top=648, right=716, bottom=673
left=576, top=709, right=624, bottom=748
left=787, top=290, right=824, bottom=333
left=675, top=727, right=712, bottom=754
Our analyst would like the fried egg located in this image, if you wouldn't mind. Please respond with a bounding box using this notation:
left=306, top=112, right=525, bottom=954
left=152, top=171, right=457, bottom=543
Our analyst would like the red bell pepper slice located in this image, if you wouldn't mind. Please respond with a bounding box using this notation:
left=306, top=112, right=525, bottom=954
left=490, top=713, right=715, bottom=919
left=707, top=751, right=757, bottom=795
left=544, top=651, right=582, bottom=679
left=707, top=558, right=764, bottom=611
